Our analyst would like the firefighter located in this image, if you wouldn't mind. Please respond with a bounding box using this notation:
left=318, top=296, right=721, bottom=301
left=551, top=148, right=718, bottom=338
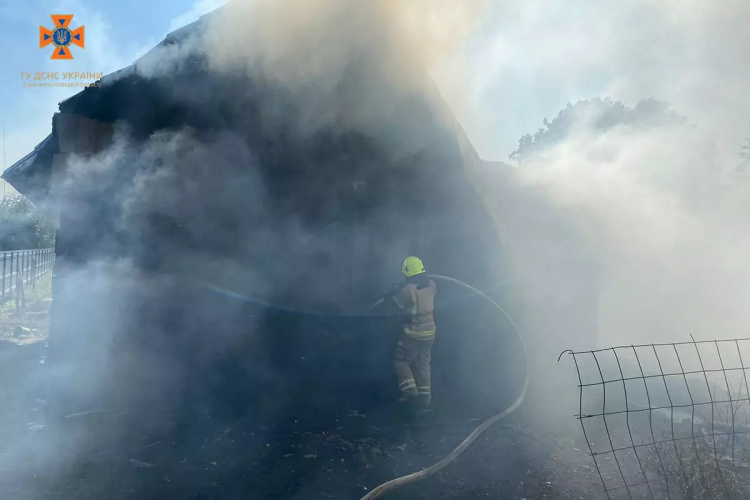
left=386, top=256, right=437, bottom=410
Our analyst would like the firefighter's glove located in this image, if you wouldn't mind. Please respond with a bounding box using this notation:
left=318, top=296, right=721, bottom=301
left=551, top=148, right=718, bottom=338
left=383, top=283, right=402, bottom=301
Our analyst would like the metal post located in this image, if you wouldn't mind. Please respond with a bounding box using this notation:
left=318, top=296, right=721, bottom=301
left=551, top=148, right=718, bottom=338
left=1, top=253, right=5, bottom=299
left=15, top=252, right=19, bottom=310
left=32, top=253, right=36, bottom=290
left=18, top=252, right=24, bottom=309
left=9, top=252, right=14, bottom=295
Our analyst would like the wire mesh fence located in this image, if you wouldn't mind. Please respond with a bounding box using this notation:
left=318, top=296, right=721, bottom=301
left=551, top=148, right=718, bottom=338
left=562, top=339, right=750, bottom=499
left=0, top=248, right=55, bottom=305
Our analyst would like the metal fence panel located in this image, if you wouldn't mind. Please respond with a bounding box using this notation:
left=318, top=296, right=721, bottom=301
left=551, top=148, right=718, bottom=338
left=563, top=339, right=750, bottom=499
left=0, top=248, right=55, bottom=304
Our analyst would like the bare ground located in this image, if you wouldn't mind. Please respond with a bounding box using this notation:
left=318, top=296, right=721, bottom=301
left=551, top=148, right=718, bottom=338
left=0, top=277, right=607, bottom=499
left=0, top=273, right=52, bottom=346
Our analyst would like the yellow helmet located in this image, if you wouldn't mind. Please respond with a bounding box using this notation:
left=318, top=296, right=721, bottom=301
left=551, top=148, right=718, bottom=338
left=401, top=256, right=426, bottom=277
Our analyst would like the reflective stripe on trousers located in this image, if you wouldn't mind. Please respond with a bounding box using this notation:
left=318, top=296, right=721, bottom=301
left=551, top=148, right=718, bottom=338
left=392, top=334, right=434, bottom=406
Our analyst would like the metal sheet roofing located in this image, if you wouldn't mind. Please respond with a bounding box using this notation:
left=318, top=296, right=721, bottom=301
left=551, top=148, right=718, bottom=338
left=1, top=133, right=56, bottom=204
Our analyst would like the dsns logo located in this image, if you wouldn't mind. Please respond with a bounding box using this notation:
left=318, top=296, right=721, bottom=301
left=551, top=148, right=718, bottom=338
left=39, top=15, right=85, bottom=60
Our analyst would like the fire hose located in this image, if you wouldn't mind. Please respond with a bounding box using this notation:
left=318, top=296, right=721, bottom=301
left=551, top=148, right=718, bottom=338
left=204, top=273, right=528, bottom=498
left=360, top=274, right=529, bottom=500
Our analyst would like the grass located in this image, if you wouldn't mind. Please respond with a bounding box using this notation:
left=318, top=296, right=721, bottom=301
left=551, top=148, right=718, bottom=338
left=0, top=271, right=53, bottom=345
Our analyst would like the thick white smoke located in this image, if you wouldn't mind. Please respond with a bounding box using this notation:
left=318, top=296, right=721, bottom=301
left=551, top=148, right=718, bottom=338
left=8, top=1, right=750, bottom=495
left=462, top=0, right=750, bottom=161
left=506, top=118, right=750, bottom=347
left=199, top=0, right=750, bottom=351
left=202, top=0, right=486, bottom=138
left=457, top=0, right=750, bottom=352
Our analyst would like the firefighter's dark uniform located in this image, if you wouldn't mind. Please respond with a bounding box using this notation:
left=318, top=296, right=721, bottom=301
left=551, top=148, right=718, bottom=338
left=392, top=279, right=437, bottom=408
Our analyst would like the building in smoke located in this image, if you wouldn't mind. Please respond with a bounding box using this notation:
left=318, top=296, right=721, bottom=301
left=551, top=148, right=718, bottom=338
left=3, top=9, right=593, bottom=430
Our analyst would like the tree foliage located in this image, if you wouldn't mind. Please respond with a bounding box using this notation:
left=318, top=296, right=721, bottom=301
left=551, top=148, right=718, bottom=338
left=510, top=97, right=687, bottom=163
left=0, top=194, right=56, bottom=251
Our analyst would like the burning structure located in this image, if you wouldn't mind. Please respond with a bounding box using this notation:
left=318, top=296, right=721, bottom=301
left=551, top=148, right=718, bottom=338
left=3, top=6, right=597, bottom=498
left=4, top=9, right=520, bottom=420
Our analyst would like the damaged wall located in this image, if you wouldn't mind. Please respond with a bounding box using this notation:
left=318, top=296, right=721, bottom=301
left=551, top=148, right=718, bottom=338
left=39, top=41, right=518, bottom=433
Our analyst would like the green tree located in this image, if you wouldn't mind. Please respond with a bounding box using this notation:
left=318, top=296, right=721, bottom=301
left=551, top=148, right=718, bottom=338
left=0, top=194, right=56, bottom=250
left=509, top=97, right=686, bottom=163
